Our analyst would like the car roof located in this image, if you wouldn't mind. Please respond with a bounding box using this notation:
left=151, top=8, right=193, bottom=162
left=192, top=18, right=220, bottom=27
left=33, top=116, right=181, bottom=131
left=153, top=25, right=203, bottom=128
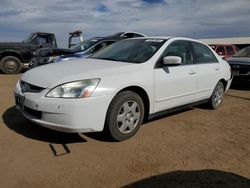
left=106, top=31, right=146, bottom=38
left=126, top=36, right=211, bottom=45
left=121, top=31, right=147, bottom=37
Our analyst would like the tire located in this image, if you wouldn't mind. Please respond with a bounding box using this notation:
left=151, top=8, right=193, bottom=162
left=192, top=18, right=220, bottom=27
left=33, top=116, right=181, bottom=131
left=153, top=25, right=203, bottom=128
left=105, top=91, right=145, bottom=141
left=208, top=81, right=225, bottom=109
left=1, top=56, right=22, bottom=74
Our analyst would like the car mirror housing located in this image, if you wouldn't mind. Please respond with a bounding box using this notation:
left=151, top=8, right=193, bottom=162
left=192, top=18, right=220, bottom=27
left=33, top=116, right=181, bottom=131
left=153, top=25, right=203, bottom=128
left=163, top=56, right=182, bottom=65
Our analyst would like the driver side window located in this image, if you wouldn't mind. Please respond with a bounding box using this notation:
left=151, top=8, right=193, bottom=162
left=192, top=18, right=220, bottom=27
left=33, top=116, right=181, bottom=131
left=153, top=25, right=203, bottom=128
left=159, top=41, right=193, bottom=66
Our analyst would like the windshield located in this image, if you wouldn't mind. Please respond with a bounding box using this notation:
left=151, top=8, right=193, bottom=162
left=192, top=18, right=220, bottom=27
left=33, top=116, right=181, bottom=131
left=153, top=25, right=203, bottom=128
left=23, top=33, right=35, bottom=43
left=71, top=39, right=98, bottom=52
left=233, top=47, right=250, bottom=57
left=90, top=38, right=166, bottom=63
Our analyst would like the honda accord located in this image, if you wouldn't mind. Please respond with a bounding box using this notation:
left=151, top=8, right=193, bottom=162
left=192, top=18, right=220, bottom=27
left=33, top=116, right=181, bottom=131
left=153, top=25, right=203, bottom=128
left=14, top=37, right=232, bottom=141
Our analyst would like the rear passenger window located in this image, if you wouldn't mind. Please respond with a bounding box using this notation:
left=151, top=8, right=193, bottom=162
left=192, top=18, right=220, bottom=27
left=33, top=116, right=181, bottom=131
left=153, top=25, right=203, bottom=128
left=192, top=42, right=218, bottom=64
left=226, top=46, right=234, bottom=55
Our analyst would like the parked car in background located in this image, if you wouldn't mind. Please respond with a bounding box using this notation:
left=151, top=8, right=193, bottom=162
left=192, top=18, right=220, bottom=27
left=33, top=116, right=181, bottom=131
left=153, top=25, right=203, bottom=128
left=226, top=46, right=250, bottom=81
left=0, top=32, right=57, bottom=74
left=109, top=31, right=146, bottom=39
left=15, top=37, right=232, bottom=141
left=210, top=44, right=238, bottom=58
left=54, top=37, right=119, bottom=63
left=30, top=37, right=103, bottom=67
left=31, top=31, right=147, bottom=67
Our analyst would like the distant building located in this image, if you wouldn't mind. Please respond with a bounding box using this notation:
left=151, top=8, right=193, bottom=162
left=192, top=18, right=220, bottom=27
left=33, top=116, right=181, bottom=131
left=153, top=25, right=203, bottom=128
left=199, top=37, right=250, bottom=49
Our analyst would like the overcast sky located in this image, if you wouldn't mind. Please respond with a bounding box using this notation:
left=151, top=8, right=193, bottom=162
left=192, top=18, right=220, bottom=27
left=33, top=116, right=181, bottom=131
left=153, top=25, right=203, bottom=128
left=0, top=0, right=249, bottom=47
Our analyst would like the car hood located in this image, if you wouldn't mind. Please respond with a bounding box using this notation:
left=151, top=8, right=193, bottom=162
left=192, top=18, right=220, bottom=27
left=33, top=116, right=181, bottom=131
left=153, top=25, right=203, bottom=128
left=226, top=57, right=250, bottom=65
left=34, top=47, right=75, bottom=57
left=49, top=48, right=75, bottom=56
left=0, top=42, right=34, bottom=48
left=21, top=58, right=136, bottom=88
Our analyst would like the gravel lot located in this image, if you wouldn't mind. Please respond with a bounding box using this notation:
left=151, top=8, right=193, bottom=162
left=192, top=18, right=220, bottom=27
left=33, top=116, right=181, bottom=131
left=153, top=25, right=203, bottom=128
left=0, top=74, right=250, bottom=188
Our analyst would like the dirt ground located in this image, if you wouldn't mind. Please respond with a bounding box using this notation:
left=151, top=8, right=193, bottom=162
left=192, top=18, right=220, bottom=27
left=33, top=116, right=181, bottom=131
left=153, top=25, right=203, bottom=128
left=0, top=74, right=250, bottom=188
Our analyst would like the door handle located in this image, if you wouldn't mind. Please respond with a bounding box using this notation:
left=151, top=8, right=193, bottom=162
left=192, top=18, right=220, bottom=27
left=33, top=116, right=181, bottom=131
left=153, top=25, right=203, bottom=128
left=188, top=70, right=196, bottom=75
left=215, top=67, right=220, bottom=70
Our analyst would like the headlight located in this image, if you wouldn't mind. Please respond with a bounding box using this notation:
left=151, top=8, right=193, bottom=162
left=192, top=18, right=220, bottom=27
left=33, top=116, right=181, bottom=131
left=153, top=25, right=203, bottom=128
left=48, top=56, right=60, bottom=63
left=46, top=79, right=100, bottom=98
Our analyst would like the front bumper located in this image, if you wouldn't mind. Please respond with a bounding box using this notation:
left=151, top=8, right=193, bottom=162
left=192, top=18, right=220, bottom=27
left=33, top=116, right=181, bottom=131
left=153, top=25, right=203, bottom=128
left=14, top=86, right=111, bottom=133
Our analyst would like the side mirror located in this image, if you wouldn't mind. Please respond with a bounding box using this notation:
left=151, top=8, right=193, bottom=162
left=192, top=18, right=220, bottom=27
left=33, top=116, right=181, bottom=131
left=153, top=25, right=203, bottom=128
left=163, top=56, right=182, bottom=65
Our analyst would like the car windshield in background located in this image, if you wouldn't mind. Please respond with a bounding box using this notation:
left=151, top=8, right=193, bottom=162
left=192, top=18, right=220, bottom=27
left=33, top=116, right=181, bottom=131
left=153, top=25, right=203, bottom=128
left=90, top=39, right=166, bottom=63
left=23, top=33, right=35, bottom=43
left=71, top=39, right=98, bottom=52
left=233, top=47, right=250, bottom=57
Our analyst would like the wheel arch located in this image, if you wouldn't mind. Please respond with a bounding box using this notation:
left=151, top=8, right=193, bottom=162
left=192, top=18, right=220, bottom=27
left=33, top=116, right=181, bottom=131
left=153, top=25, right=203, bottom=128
left=219, top=78, right=227, bottom=91
left=0, top=51, right=23, bottom=62
left=115, top=85, right=150, bottom=122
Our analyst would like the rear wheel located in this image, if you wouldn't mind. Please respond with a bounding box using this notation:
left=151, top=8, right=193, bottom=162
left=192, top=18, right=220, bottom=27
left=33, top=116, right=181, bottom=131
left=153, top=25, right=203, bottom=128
left=1, top=56, right=22, bottom=74
left=208, top=81, right=225, bottom=109
left=105, top=91, right=144, bottom=141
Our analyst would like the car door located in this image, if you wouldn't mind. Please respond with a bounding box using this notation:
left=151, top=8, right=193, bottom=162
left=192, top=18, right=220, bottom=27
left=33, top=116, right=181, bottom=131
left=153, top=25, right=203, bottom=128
left=154, top=40, right=197, bottom=112
left=191, top=42, right=222, bottom=100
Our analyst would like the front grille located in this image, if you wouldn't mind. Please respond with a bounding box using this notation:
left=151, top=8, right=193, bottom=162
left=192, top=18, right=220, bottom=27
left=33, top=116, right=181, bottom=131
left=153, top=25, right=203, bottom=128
left=24, top=106, right=42, bottom=119
left=20, top=81, right=45, bottom=93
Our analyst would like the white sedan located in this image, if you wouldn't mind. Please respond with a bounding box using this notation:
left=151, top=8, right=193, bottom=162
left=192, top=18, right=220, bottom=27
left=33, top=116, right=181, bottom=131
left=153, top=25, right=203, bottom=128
left=14, top=37, right=232, bottom=141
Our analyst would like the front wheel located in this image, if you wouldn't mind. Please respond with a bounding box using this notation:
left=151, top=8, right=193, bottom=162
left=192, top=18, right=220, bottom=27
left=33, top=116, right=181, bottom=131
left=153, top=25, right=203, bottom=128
left=208, top=81, right=225, bottom=109
left=105, top=91, right=145, bottom=141
left=1, top=56, right=22, bottom=74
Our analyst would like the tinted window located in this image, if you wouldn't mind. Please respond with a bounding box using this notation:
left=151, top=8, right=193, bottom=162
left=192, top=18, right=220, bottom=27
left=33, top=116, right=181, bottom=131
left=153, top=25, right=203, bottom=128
left=226, top=46, right=234, bottom=55
left=122, top=33, right=134, bottom=38
left=192, top=42, right=218, bottom=64
left=90, top=41, right=115, bottom=54
left=24, top=33, right=35, bottom=43
left=71, top=39, right=98, bottom=51
left=36, top=37, right=47, bottom=44
left=133, top=33, right=145, bottom=37
left=216, top=46, right=225, bottom=55
left=91, top=39, right=165, bottom=63
left=34, top=35, right=52, bottom=45
left=160, top=41, right=193, bottom=65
